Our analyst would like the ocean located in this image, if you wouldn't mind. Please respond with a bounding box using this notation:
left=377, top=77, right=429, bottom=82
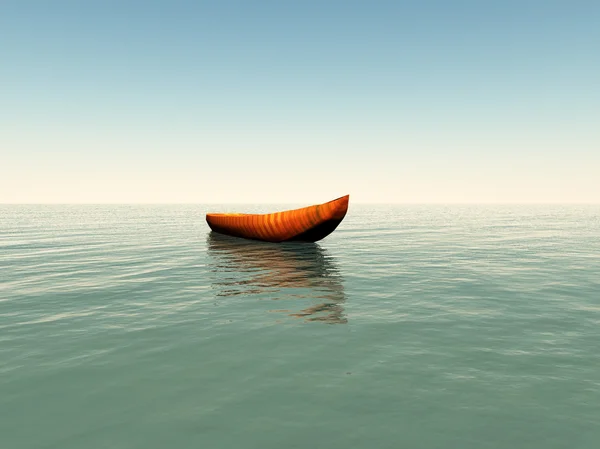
left=1, top=204, right=599, bottom=448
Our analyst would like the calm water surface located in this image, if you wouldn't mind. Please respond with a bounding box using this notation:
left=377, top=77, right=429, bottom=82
left=1, top=205, right=599, bottom=448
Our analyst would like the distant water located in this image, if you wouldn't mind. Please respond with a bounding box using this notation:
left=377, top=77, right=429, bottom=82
left=1, top=204, right=599, bottom=449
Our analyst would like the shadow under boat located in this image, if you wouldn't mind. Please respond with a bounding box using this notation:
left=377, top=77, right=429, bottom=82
left=206, top=232, right=347, bottom=324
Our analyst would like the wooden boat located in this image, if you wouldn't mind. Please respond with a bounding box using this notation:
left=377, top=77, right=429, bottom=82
left=206, top=195, right=349, bottom=243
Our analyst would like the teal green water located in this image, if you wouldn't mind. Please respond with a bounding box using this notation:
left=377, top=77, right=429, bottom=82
left=1, top=205, right=599, bottom=448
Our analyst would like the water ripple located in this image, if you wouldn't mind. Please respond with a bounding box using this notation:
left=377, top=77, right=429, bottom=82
left=1, top=205, right=599, bottom=448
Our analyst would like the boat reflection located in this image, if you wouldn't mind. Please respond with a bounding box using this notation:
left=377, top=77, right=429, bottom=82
left=207, top=232, right=347, bottom=324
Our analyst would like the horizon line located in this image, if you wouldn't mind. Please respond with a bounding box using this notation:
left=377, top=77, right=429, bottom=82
left=2, top=202, right=599, bottom=206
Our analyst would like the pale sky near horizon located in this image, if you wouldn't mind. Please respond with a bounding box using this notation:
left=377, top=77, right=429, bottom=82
left=2, top=1, right=599, bottom=204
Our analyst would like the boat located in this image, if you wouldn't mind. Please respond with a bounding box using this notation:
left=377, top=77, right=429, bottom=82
left=206, top=194, right=349, bottom=243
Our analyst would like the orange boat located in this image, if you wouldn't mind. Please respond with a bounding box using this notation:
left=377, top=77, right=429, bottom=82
left=206, top=195, right=349, bottom=243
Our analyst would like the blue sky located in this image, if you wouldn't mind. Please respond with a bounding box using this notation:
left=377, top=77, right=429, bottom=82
left=2, top=0, right=599, bottom=203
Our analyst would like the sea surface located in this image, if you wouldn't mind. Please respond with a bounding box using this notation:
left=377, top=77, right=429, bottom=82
left=1, top=204, right=599, bottom=449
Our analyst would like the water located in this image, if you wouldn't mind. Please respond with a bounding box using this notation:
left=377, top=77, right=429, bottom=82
left=1, top=204, right=599, bottom=449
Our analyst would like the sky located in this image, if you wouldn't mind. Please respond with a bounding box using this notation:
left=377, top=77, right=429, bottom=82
left=1, top=0, right=599, bottom=203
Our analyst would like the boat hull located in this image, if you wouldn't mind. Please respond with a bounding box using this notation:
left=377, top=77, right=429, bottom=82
left=206, top=195, right=349, bottom=243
